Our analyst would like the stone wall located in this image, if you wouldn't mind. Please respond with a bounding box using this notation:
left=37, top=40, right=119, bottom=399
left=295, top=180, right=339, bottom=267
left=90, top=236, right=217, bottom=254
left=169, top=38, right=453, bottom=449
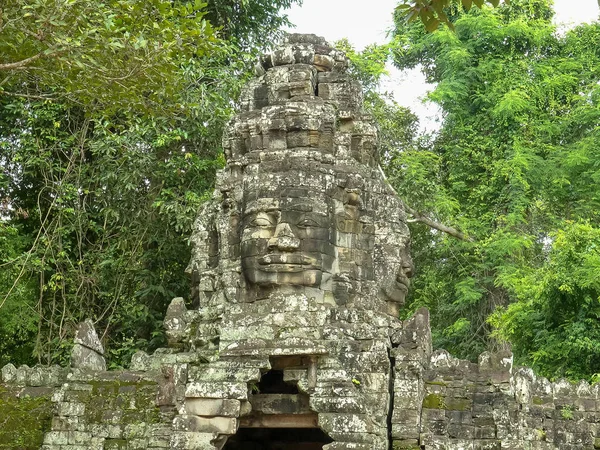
left=391, top=309, right=600, bottom=450
left=0, top=349, right=189, bottom=450
left=4, top=310, right=600, bottom=449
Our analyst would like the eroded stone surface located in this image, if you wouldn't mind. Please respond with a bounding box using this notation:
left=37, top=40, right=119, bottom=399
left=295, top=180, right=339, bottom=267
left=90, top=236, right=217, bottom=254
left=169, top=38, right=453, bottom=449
left=181, top=32, right=414, bottom=449
left=74, top=319, right=104, bottom=354
left=71, top=320, right=106, bottom=371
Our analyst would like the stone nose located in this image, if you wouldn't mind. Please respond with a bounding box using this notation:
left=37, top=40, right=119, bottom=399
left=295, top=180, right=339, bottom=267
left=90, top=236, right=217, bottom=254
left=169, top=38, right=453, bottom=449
left=402, top=260, right=414, bottom=278
left=396, top=253, right=414, bottom=280
left=268, top=222, right=300, bottom=251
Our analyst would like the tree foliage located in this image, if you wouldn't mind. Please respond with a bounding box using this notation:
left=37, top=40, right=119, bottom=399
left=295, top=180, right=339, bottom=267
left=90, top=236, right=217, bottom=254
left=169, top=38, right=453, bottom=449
left=0, top=0, right=299, bottom=367
left=395, top=0, right=509, bottom=31
left=1, top=0, right=222, bottom=113
left=391, top=0, right=600, bottom=380
left=203, top=0, right=298, bottom=50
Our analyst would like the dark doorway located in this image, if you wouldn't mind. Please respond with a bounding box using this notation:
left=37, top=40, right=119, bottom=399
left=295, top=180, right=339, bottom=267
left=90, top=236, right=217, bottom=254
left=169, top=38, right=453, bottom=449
left=222, top=427, right=333, bottom=450
left=257, top=370, right=299, bottom=394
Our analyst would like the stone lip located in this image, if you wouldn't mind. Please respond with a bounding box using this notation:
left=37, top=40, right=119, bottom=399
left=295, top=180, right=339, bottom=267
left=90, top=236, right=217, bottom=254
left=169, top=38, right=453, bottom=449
left=73, top=319, right=104, bottom=355
left=220, top=338, right=329, bottom=358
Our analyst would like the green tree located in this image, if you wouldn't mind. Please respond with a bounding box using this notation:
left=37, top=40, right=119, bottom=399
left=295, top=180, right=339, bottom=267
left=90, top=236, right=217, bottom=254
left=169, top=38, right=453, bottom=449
left=0, top=0, right=300, bottom=367
left=203, top=0, right=299, bottom=50
left=489, top=222, right=600, bottom=380
left=395, top=0, right=508, bottom=31
left=390, top=0, right=600, bottom=380
left=1, top=0, right=221, bottom=112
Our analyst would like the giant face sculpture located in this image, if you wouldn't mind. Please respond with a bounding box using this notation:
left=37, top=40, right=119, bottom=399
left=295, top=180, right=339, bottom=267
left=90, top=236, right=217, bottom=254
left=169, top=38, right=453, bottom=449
left=186, top=33, right=416, bottom=316
left=240, top=190, right=335, bottom=287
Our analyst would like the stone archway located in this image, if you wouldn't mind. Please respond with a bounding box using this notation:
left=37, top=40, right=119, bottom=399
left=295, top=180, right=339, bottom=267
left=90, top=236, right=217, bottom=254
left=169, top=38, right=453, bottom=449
left=221, top=360, right=333, bottom=450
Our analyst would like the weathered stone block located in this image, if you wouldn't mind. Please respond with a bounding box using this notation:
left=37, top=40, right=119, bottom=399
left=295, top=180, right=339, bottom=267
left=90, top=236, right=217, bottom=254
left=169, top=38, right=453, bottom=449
left=1, top=363, right=17, bottom=382
left=71, top=343, right=106, bottom=371
left=43, top=431, right=69, bottom=445
left=74, top=319, right=104, bottom=354
left=58, top=401, right=86, bottom=417
left=319, top=413, right=374, bottom=434
left=323, top=443, right=372, bottom=450
left=313, top=53, right=335, bottom=72
left=173, top=415, right=237, bottom=434
left=185, top=382, right=247, bottom=400
left=185, top=398, right=241, bottom=417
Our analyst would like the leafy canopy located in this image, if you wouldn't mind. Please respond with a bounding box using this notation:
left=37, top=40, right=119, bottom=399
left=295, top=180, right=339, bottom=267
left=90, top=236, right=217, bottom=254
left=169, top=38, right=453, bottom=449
left=395, top=0, right=509, bottom=31
left=390, top=0, right=600, bottom=380
left=0, top=0, right=300, bottom=367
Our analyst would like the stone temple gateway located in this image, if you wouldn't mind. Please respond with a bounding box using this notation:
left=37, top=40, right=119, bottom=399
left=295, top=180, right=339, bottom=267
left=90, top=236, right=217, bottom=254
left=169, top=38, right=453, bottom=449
left=2, top=34, right=600, bottom=450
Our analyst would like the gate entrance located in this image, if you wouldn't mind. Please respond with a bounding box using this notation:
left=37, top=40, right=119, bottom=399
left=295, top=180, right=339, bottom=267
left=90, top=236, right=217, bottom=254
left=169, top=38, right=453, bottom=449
left=222, top=427, right=333, bottom=450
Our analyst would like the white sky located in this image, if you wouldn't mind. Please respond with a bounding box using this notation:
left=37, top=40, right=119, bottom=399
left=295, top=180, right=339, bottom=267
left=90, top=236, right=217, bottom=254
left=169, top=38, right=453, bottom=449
left=285, top=0, right=600, bottom=132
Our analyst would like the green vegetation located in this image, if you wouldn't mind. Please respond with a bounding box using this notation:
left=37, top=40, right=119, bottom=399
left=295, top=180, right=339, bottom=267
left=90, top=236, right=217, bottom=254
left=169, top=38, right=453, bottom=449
left=389, top=0, right=600, bottom=381
left=0, top=387, right=53, bottom=448
left=422, top=392, right=471, bottom=410
left=560, top=404, right=574, bottom=420
left=1, top=0, right=600, bottom=386
left=422, top=393, right=446, bottom=409
left=0, top=0, right=299, bottom=368
left=395, top=0, right=509, bottom=31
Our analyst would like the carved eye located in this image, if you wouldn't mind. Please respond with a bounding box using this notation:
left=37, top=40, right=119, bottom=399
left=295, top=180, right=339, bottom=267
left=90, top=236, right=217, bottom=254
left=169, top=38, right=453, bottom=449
left=249, top=215, right=274, bottom=227
left=297, top=218, right=320, bottom=228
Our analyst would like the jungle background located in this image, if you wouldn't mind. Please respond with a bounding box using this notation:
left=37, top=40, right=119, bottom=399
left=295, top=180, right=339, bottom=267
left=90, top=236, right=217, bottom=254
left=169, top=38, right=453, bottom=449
left=1, top=0, right=599, bottom=382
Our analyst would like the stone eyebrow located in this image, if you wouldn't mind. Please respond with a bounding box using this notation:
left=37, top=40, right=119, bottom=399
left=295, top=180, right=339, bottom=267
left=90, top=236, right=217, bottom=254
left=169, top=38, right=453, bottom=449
left=242, top=206, right=279, bottom=215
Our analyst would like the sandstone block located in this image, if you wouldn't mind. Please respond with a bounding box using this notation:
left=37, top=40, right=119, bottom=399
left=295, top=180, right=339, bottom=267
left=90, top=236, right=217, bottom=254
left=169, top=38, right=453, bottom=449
left=74, top=319, right=104, bottom=354
left=1, top=363, right=16, bottom=382
left=70, top=343, right=106, bottom=371
left=185, top=381, right=248, bottom=400
left=185, top=398, right=241, bottom=417
left=174, top=415, right=237, bottom=434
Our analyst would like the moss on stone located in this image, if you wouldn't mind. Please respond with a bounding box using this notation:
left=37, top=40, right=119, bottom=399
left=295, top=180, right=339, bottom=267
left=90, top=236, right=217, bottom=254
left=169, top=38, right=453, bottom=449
left=104, top=438, right=128, bottom=449
left=422, top=393, right=446, bottom=409
left=0, top=386, right=53, bottom=449
left=83, top=380, right=160, bottom=425
left=392, top=441, right=422, bottom=450
left=425, top=380, right=449, bottom=387
left=444, top=397, right=472, bottom=411
left=532, top=396, right=545, bottom=405
left=392, top=442, right=421, bottom=450
left=422, top=393, right=471, bottom=411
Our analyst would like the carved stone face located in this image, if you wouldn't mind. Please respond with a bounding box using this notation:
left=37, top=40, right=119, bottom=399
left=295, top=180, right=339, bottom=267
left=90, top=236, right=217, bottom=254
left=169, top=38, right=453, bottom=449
left=241, top=193, right=335, bottom=287
left=382, top=242, right=414, bottom=306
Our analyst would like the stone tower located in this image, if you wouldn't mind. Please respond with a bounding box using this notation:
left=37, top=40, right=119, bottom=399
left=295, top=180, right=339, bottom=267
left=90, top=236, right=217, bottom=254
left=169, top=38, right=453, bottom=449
left=179, top=32, right=414, bottom=449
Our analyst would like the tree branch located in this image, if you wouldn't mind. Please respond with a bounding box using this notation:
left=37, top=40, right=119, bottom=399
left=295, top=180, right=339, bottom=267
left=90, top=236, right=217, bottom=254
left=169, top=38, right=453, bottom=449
left=0, top=51, right=47, bottom=71
left=0, top=90, right=56, bottom=100
left=404, top=203, right=474, bottom=241
left=376, top=166, right=473, bottom=241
